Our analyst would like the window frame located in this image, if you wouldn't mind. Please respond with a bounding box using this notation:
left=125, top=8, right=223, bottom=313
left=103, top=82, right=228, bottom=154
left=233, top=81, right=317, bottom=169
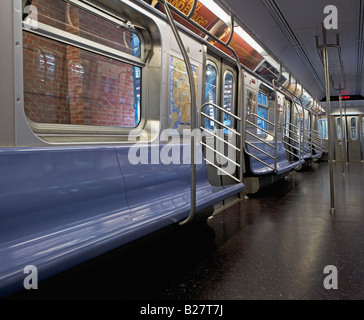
left=22, top=0, right=148, bottom=136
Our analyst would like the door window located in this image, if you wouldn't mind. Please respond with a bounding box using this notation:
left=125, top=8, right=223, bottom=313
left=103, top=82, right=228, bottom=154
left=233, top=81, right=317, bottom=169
left=257, top=91, right=268, bottom=135
left=350, top=117, right=358, bottom=140
left=204, top=63, right=217, bottom=131
left=223, top=71, right=234, bottom=134
left=336, top=118, right=343, bottom=140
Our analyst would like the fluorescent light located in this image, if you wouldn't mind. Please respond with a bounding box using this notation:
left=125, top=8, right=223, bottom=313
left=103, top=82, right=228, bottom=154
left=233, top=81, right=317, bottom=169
left=198, top=0, right=231, bottom=25
left=198, top=1, right=268, bottom=56
left=234, top=26, right=266, bottom=55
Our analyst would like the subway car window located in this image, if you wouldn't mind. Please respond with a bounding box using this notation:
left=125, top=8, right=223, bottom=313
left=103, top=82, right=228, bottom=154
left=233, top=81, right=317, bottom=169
left=22, top=0, right=143, bottom=130
left=204, top=63, right=217, bottom=132
left=27, top=0, right=141, bottom=57
left=318, top=118, right=328, bottom=139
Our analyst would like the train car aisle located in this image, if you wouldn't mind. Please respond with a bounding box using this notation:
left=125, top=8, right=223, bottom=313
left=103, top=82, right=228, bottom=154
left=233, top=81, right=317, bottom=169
left=6, top=162, right=364, bottom=300
left=161, top=161, right=364, bottom=300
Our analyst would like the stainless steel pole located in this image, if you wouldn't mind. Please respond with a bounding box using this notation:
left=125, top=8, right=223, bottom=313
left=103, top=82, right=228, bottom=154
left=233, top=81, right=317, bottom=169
left=344, top=100, right=348, bottom=165
left=322, top=25, right=335, bottom=214
left=160, top=0, right=197, bottom=225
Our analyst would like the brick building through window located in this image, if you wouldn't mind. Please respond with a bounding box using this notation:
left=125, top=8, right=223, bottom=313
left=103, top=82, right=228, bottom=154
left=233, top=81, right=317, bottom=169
left=23, top=0, right=141, bottom=128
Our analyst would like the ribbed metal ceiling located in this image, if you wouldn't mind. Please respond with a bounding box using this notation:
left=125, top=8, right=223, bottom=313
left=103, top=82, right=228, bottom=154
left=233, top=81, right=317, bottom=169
left=261, top=0, right=326, bottom=93
left=220, top=0, right=364, bottom=104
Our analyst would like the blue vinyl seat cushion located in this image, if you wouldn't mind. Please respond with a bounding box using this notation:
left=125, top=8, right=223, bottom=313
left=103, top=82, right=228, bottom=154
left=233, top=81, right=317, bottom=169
left=245, top=142, right=301, bottom=176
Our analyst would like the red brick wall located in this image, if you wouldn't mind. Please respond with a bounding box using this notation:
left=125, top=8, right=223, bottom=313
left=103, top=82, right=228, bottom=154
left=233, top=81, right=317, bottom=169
left=23, top=0, right=138, bottom=127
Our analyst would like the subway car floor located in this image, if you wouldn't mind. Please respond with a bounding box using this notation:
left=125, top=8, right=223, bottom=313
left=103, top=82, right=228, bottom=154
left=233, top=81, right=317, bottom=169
left=6, top=160, right=364, bottom=300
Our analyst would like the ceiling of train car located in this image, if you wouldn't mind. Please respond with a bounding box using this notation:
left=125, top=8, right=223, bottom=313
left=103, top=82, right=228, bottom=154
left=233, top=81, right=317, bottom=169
left=219, top=0, right=364, bottom=106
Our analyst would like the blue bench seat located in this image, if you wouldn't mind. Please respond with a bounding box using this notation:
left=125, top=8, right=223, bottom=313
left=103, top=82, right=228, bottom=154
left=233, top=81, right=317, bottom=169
left=294, top=141, right=322, bottom=161
left=245, top=142, right=301, bottom=176
left=0, top=143, right=244, bottom=297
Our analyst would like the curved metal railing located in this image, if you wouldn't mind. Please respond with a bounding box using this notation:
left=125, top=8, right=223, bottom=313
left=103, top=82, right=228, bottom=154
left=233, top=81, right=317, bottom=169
left=200, top=102, right=242, bottom=183
left=245, top=113, right=277, bottom=171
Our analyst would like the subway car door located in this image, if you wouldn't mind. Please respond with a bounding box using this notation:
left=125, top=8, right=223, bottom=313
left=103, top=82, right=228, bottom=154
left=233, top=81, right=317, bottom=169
left=220, top=61, right=238, bottom=186
left=334, top=116, right=345, bottom=162
left=346, top=115, right=362, bottom=162
left=293, top=103, right=303, bottom=156
left=203, top=55, right=221, bottom=187
left=203, top=54, right=238, bottom=187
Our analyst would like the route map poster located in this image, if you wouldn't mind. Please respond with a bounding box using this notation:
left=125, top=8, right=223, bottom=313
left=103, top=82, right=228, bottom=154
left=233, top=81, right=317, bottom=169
left=169, top=55, right=198, bottom=132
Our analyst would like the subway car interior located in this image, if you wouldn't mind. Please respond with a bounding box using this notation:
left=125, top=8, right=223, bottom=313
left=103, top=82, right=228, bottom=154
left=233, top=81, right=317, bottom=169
left=1, top=0, right=364, bottom=302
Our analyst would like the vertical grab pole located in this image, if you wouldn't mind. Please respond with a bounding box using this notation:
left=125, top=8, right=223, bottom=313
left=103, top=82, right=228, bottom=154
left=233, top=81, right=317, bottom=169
left=299, top=83, right=306, bottom=159
left=318, top=106, right=322, bottom=153
left=293, top=80, right=303, bottom=158
left=233, top=24, right=246, bottom=183
left=344, top=100, right=348, bottom=165
left=272, top=64, right=282, bottom=173
left=318, top=101, right=324, bottom=153
left=322, top=24, right=335, bottom=214
left=220, top=15, right=245, bottom=183
left=160, top=0, right=197, bottom=225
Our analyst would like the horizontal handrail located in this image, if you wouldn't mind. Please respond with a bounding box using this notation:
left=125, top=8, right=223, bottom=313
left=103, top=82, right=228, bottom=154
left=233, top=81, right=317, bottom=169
left=200, top=127, right=240, bottom=151
left=283, top=138, right=301, bottom=151
left=201, top=112, right=241, bottom=136
left=200, top=141, right=240, bottom=168
left=282, top=141, right=300, bottom=158
left=286, top=122, right=301, bottom=131
left=311, top=141, right=322, bottom=149
left=200, top=103, right=242, bottom=183
left=283, top=127, right=300, bottom=138
left=311, top=136, right=321, bottom=142
left=246, top=141, right=275, bottom=159
left=283, top=121, right=324, bottom=159
left=246, top=121, right=274, bottom=137
left=204, top=158, right=241, bottom=183
left=245, top=112, right=278, bottom=172
left=246, top=130, right=276, bottom=146
left=310, top=129, right=323, bottom=155
left=245, top=152, right=275, bottom=171
left=246, top=113, right=275, bottom=128
left=202, top=102, right=241, bottom=121
left=283, top=121, right=302, bottom=162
